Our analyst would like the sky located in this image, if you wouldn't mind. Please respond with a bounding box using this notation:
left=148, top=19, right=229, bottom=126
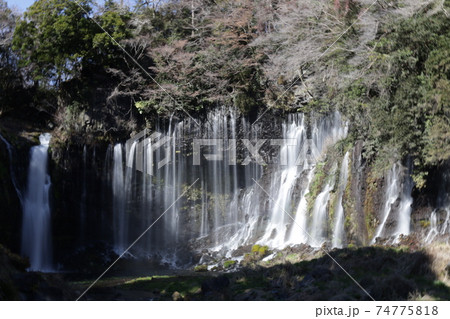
left=5, top=0, right=135, bottom=12
left=5, top=0, right=35, bottom=12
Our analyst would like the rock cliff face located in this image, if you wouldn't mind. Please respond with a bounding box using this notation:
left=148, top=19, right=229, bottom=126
left=1, top=107, right=449, bottom=270
left=0, top=127, right=35, bottom=254
left=0, top=139, right=22, bottom=251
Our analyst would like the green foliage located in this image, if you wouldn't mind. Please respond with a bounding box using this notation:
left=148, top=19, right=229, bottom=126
left=0, top=0, right=24, bottom=114
left=13, top=0, right=93, bottom=84
left=135, top=100, right=167, bottom=115
left=307, top=161, right=331, bottom=213
left=3, top=0, right=449, bottom=190
left=12, top=0, right=131, bottom=86
left=338, top=5, right=450, bottom=187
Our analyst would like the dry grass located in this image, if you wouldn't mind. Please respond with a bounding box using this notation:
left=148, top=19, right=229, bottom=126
left=425, top=242, right=450, bottom=285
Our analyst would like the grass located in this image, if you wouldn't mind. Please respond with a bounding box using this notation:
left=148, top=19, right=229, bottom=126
left=115, top=275, right=202, bottom=299
left=68, top=244, right=450, bottom=301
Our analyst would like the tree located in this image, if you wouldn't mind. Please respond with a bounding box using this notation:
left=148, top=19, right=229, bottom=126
left=12, top=0, right=131, bottom=87
left=132, top=0, right=266, bottom=116
left=12, top=0, right=94, bottom=86
left=337, top=2, right=450, bottom=186
left=0, top=0, right=22, bottom=114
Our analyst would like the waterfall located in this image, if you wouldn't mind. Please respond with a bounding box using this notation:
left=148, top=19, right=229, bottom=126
left=332, top=151, right=350, bottom=248
left=21, top=133, right=53, bottom=272
left=109, top=119, right=188, bottom=261
left=309, top=166, right=336, bottom=247
left=288, top=167, right=315, bottom=244
left=394, top=160, right=414, bottom=239
left=105, top=109, right=348, bottom=261
left=203, top=109, right=239, bottom=245
left=258, top=115, right=308, bottom=248
left=442, top=210, right=450, bottom=237
left=425, top=209, right=450, bottom=244
left=256, top=112, right=347, bottom=249
left=162, top=121, right=180, bottom=255
left=371, top=164, right=401, bottom=242
left=223, top=115, right=264, bottom=250
left=112, top=144, right=127, bottom=255
left=200, top=180, right=209, bottom=237
left=442, top=210, right=450, bottom=236
left=426, top=169, right=450, bottom=243
left=426, top=210, right=439, bottom=243
left=372, top=162, right=414, bottom=243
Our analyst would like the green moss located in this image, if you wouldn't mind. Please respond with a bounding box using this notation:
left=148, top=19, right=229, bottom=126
left=328, top=191, right=337, bottom=229
left=251, top=244, right=261, bottom=253
left=258, top=245, right=269, bottom=257
left=243, top=245, right=271, bottom=266
left=307, top=161, right=327, bottom=213
left=194, top=264, right=208, bottom=272
left=363, top=171, right=380, bottom=240
left=251, top=245, right=269, bottom=257
left=223, top=260, right=236, bottom=268
left=420, top=220, right=431, bottom=228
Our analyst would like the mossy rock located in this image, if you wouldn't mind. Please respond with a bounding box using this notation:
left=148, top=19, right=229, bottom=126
left=194, top=264, right=208, bottom=272
left=419, top=220, right=431, bottom=228
left=251, top=245, right=270, bottom=258
left=244, top=245, right=271, bottom=265
left=251, top=244, right=261, bottom=253
left=223, top=260, right=236, bottom=269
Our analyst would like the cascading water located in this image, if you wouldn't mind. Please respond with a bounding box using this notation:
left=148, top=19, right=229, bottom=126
left=200, top=180, right=209, bottom=237
left=372, top=164, right=401, bottom=242
left=426, top=169, right=450, bottom=243
left=287, top=167, right=315, bottom=244
left=258, top=115, right=308, bottom=248
left=7, top=107, right=449, bottom=272
left=309, top=165, right=336, bottom=247
left=257, top=112, right=347, bottom=249
left=161, top=121, right=183, bottom=260
left=110, top=119, right=190, bottom=262
left=371, top=162, right=414, bottom=243
left=393, top=159, right=414, bottom=240
left=426, top=210, right=439, bottom=243
left=105, top=109, right=348, bottom=262
left=21, top=133, right=53, bottom=272
left=112, top=144, right=127, bottom=255
left=332, top=151, right=350, bottom=248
